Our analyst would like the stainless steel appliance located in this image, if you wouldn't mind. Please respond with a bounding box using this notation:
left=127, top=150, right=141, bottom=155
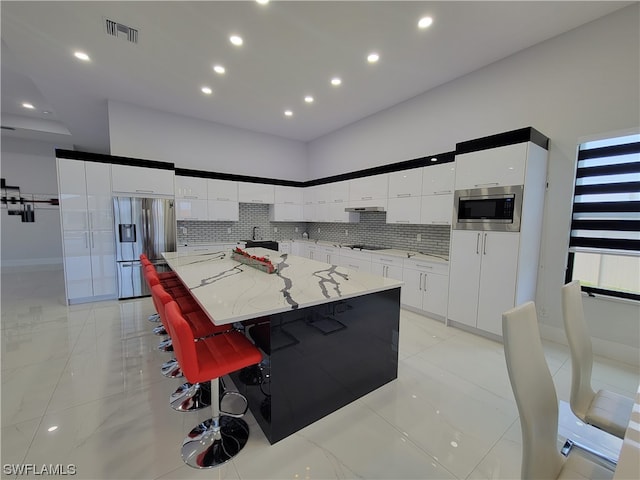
left=454, top=185, right=523, bottom=232
left=113, top=196, right=176, bottom=299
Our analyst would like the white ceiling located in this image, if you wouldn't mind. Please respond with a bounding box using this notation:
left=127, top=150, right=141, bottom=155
left=1, top=1, right=632, bottom=154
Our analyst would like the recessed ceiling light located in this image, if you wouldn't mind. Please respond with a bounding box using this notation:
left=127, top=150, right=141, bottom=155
left=74, top=51, right=90, bottom=61
left=284, top=110, right=293, bottom=117
left=201, top=86, right=212, bottom=95
left=256, top=0, right=269, bottom=4
left=367, top=52, right=379, bottom=63
left=213, top=64, right=226, bottom=74
left=22, top=102, right=35, bottom=109
left=430, top=157, right=438, bottom=162
left=418, top=16, right=433, bottom=29
left=331, top=77, right=342, bottom=86
left=230, top=35, right=243, bottom=46
left=47, top=426, right=58, bottom=432
left=43, top=110, right=51, bottom=115
left=304, top=95, right=314, bottom=103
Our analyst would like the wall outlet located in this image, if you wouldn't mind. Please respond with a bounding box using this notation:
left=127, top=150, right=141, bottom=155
left=181, top=226, right=187, bottom=235
left=227, top=227, right=231, bottom=234
left=317, top=227, right=321, bottom=233
left=345, top=229, right=348, bottom=236
left=274, top=227, right=278, bottom=233
left=417, top=233, right=422, bottom=242
left=295, top=227, right=298, bottom=232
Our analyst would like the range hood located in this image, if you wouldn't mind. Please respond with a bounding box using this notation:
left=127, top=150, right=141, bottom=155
left=344, top=206, right=386, bottom=212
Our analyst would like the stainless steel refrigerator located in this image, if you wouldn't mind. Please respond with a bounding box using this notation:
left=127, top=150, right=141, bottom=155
left=113, top=196, right=176, bottom=299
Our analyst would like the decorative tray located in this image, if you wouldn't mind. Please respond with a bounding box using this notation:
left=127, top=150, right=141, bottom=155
left=231, top=247, right=277, bottom=274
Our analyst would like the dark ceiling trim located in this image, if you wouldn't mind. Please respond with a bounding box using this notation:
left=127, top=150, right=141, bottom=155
left=455, top=127, right=549, bottom=155
left=55, top=149, right=175, bottom=171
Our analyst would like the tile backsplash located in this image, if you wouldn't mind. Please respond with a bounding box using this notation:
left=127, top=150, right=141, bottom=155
left=178, top=204, right=450, bottom=257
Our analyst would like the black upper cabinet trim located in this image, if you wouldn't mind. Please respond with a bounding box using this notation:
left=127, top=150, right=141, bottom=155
left=175, top=168, right=303, bottom=187
left=455, top=127, right=549, bottom=155
left=55, top=149, right=175, bottom=171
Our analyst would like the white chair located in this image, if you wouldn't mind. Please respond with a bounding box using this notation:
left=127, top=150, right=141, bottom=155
left=561, top=280, right=634, bottom=439
left=503, top=301, right=615, bottom=479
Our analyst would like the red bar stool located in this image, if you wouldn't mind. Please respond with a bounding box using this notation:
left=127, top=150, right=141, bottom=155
left=164, top=301, right=262, bottom=468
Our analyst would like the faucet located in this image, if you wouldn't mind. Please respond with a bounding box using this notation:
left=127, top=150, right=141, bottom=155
left=252, top=226, right=259, bottom=241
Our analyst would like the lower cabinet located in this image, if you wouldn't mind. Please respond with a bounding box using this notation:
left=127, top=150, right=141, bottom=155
left=402, top=260, right=449, bottom=319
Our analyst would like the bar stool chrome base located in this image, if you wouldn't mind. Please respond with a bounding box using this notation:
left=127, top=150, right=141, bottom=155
left=161, top=358, right=183, bottom=378
left=148, top=313, right=160, bottom=322
left=153, top=325, right=167, bottom=335
left=170, top=382, right=211, bottom=412
left=157, top=338, right=173, bottom=352
left=181, top=416, right=249, bottom=469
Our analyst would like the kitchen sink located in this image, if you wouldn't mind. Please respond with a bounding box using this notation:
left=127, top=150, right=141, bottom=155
left=243, top=240, right=279, bottom=251
left=343, top=244, right=388, bottom=251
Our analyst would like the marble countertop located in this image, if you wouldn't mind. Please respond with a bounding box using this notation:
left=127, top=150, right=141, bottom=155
left=163, top=247, right=403, bottom=325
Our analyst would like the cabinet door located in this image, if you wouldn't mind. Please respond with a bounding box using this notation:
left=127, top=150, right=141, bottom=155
left=85, top=162, right=113, bottom=231
left=208, top=179, right=238, bottom=201
left=337, top=256, right=371, bottom=273
left=401, top=268, right=424, bottom=310
left=420, top=194, right=454, bottom=225
left=447, top=230, right=483, bottom=328
left=175, top=176, right=207, bottom=199
left=62, top=230, right=93, bottom=299
left=324, top=180, right=349, bottom=204
left=57, top=158, right=87, bottom=195
left=208, top=200, right=239, bottom=221
left=325, top=204, right=359, bottom=223
left=59, top=193, right=89, bottom=231
left=476, top=232, right=520, bottom=336
left=176, top=198, right=208, bottom=220
left=89, top=230, right=117, bottom=296
left=422, top=163, right=455, bottom=195
left=454, top=143, right=527, bottom=190
left=238, top=182, right=275, bottom=204
left=303, top=203, right=316, bottom=222
left=111, top=165, right=174, bottom=196
left=372, top=262, right=403, bottom=280
left=274, top=186, right=303, bottom=205
left=269, top=204, right=304, bottom=222
left=386, top=196, right=421, bottom=224
left=423, top=273, right=449, bottom=318
left=349, top=174, right=388, bottom=202
left=319, top=246, right=339, bottom=264
left=388, top=168, right=423, bottom=198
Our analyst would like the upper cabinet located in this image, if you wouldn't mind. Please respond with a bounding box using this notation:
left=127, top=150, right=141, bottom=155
left=274, top=185, right=304, bottom=205
left=454, top=143, right=528, bottom=190
left=111, top=164, right=174, bottom=196
left=238, top=182, right=275, bottom=204
left=388, top=168, right=423, bottom=198
left=175, top=176, right=207, bottom=199
left=207, top=179, right=238, bottom=202
left=349, top=174, right=388, bottom=209
left=422, top=163, right=455, bottom=195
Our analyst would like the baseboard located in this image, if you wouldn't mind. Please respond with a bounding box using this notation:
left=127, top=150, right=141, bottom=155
left=1, top=258, right=63, bottom=273
left=539, top=323, right=640, bottom=368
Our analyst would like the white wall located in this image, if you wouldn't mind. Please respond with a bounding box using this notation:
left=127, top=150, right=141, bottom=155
left=1, top=136, right=69, bottom=269
left=307, top=5, right=640, bottom=365
left=108, top=100, right=308, bottom=181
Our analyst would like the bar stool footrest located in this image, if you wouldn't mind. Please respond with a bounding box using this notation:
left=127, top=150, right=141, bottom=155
left=181, top=416, right=249, bottom=469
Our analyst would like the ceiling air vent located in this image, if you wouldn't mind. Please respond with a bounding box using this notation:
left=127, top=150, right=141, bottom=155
left=104, top=18, right=139, bottom=44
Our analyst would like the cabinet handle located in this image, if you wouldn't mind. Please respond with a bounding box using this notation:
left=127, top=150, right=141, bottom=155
left=136, top=189, right=154, bottom=193
left=348, top=264, right=358, bottom=268
left=284, top=201, right=294, bottom=204
left=361, top=196, right=372, bottom=200
left=473, top=182, right=499, bottom=188
left=423, top=273, right=427, bottom=291
left=419, top=273, right=423, bottom=291
left=184, top=195, right=198, bottom=199
left=395, top=220, right=410, bottom=224
left=334, top=199, right=343, bottom=203
left=476, top=233, right=481, bottom=254
left=396, top=193, right=411, bottom=198
left=483, top=233, right=488, bottom=255
left=431, top=221, right=448, bottom=224
left=251, top=199, right=263, bottom=203
left=216, top=197, right=230, bottom=201
left=89, top=212, right=93, bottom=230
left=84, top=232, right=89, bottom=249
left=91, top=232, right=95, bottom=249
left=433, top=190, right=452, bottom=195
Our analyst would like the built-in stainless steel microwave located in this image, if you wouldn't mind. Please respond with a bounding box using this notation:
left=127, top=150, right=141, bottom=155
left=453, top=185, right=523, bottom=232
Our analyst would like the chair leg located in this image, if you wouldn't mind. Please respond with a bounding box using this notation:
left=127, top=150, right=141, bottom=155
left=153, top=325, right=167, bottom=335
left=148, top=313, right=160, bottom=322
left=181, top=378, right=250, bottom=468
left=161, top=358, right=183, bottom=378
left=170, top=382, right=211, bottom=412
left=157, top=338, right=173, bottom=352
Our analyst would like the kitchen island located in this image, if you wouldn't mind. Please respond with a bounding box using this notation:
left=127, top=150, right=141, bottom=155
left=163, top=247, right=403, bottom=443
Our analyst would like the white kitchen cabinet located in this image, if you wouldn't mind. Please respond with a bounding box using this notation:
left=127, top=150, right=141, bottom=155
left=178, top=244, right=237, bottom=254
left=290, top=241, right=301, bottom=256
left=303, top=203, right=316, bottom=222
left=274, top=186, right=303, bottom=205
left=386, top=196, right=421, bottom=224
left=111, top=164, right=174, bottom=196
left=454, top=143, right=528, bottom=190
left=371, top=254, right=403, bottom=280
left=175, top=176, right=207, bottom=199
left=402, top=259, right=449, bottom=319
left=337, top=249, right=372, bottom=273
left=57, top=158, right=116, bottom=303
left=388, top=168, right=422, bottom=198
left=320, top=204, right=359, bottom=223
left=447, top=231, right=519, bottom=336
left=349, top=174, right=388, bottom=209
left=318, top=245, right=339, bottom=264
left=207, top=179, right=238, bottom=202
left=176, top=198, right=208, bottom=221
left=238, top=182, right=275, bottom=204
left=269, top=203, right=304, bottom=222
left=420, top=193, right=454, bottom=225
left=208, top=199, right=239, bottom=221
left=303, top=185, right=318, bottom=205
left=321, top=180, right=349, bottom=204
left=278, top=241, right=292, bottom=255
left=422, top=163, right=455, bottom=195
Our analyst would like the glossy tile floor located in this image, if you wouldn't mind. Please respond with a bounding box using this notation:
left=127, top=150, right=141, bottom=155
left=2, top=267, right=638, bottom=479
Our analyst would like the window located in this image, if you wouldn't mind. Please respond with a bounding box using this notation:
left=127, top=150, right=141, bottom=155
left=566, top=133, right=640, bottom=301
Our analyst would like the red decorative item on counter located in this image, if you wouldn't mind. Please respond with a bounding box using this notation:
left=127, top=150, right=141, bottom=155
left=232, top=247, right=277, bottom=274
